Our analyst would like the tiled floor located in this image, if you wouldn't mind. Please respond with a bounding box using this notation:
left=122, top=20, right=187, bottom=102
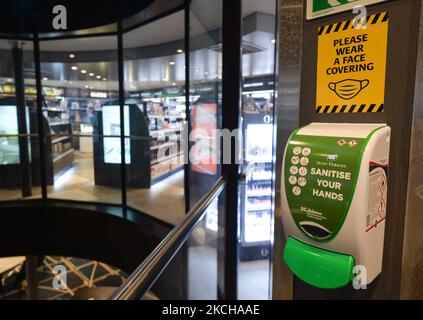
left=188, top=245, right=270, bottom=300
left=1, top=250, right=270, bottom=300
left=0, top=256, right=127, bottom=300
left=0, top=151, right=186, bottom=225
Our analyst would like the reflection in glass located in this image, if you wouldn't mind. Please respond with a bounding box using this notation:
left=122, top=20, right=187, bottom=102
left=190, top=103, right=218, bottom=175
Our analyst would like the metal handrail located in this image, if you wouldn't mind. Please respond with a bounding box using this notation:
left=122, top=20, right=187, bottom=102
left=110, top=176, right=226, bottom=300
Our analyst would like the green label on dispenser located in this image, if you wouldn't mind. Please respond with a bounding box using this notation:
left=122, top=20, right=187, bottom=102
left=284, top=133, right=365, bottom=242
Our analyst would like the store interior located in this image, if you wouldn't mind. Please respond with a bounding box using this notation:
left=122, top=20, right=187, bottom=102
left=0, top=0, right=277, bottom=299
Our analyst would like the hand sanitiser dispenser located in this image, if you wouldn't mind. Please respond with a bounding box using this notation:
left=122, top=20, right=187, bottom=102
left=281, top=123, right=391, bottom=289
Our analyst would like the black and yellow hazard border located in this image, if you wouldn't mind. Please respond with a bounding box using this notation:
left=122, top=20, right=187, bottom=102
left=316, top=12, right=389, bottom=114
left=316, top=104, right=384, bottom=114
left=318, top=11, right=389, bottom=36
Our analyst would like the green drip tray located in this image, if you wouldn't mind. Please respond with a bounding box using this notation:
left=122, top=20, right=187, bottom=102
left=283, top=236, right=355, bottom=289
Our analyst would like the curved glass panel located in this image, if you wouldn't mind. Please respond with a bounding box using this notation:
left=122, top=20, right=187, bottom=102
left=39, top=36, right=121, bottom=205
left=238, top=0, right=277, bottom=300
left=188, top=0, right=223, bottom=300
left=123, top=11, right=186, bottom=224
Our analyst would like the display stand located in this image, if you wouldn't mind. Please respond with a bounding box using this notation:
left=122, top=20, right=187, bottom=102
left=41, top=96, right=74, bottom=180
left=93, top=101, right=184, bottom=189
left=0, top=97, right=73, bottom=188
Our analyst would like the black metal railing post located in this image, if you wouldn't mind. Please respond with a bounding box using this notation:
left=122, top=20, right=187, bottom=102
left=33, top=34, right=48, bottom=200
left=12, top=42, right=32, bottom=197
left=184, top=0, right=191, bottom=214
left=221, top=0, right=242, bottom=300
left=117, top=21, right=128, bottom=217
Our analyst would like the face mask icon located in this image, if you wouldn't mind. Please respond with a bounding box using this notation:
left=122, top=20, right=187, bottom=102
left=328, top=79, right=370, bottom=100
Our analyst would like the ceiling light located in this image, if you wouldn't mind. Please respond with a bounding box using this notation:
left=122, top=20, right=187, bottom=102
left=71, top=66, right=78, bottom=70
left=204, top=72, right=209, bottom=75
left=102, top=78, right=107, bottom=81
left=172, top=82, right=176, bottom=86
left=42, top=77, right=48, bottom=81
left=69, top=53, right=75, bottom=58
left=169, top=61, right=175, bottom=65
left=89, top=86, right=93, bottom=90
left=195, top=68, right=200, bottom=72
left=271, top=38, right=276, bottom=44
left=81, top=69, right=87, bottom=74
left=177, top=49, right=183, bottom=53
left=7, top=78, right=12, bottom=82
left=89, top=73, right=95, bottom=77
left=96, top=75, right=101, bottom=79
left=85, top=85, right=89, bottom=88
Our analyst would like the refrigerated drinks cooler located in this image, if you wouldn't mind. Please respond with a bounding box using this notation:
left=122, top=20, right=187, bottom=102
left=239, top=111, right=273, bottom=261
left=200, top=84, right=274, bottom=261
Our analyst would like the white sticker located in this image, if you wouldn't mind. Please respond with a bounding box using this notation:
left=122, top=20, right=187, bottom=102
left=366, top=167, right=387, bottom=232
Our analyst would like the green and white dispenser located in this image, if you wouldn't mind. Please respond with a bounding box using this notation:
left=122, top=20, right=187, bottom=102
left=281, top=123, right=391, bottom=289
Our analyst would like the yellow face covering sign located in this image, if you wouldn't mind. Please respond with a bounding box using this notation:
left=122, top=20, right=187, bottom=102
left=316, top=12, right=389, bottom=113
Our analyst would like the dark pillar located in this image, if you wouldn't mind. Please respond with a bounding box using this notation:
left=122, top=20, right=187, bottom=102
left=117, top=22, right=128, bottom=217
left=221, top=0, right=242, bottom=300
left=33, top=34, right=48, bottom=199
left=12, top=42, right=32, bottom=197
left=25, top=256, right=38, bottom=300
left=184, top=0, right=191, bottom=214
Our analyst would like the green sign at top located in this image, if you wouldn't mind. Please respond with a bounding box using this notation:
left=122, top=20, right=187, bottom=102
left=284, top=133, right=366, bottom=242
left=307, top=0, right=388, bottom=20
